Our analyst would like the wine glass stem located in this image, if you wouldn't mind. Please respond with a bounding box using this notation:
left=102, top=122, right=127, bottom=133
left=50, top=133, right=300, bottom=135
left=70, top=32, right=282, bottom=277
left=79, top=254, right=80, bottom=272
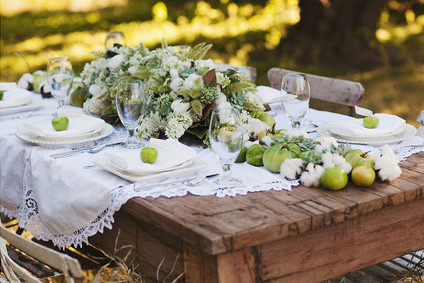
left=127, top=128, right=137, bottom=146
left=58, top=99, right=65, bottom=108
left=221, top=163, right=232, bottom=179
left=292, top=121, right=301, bottom=130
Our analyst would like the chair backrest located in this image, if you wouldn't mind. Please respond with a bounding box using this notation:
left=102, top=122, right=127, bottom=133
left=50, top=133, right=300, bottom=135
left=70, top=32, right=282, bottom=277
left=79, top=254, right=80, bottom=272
left=214, top=62, right=257, bottom=83
left=0, top=225, right=83, bottom=282
left=267, top=67, right=364, bottom=115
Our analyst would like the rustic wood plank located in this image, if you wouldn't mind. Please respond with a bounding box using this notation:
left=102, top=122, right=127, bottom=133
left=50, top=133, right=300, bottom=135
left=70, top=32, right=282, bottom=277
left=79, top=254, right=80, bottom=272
left=267, top=67, right=364, bottom=108
left=184, top=244, right=217, bottom=283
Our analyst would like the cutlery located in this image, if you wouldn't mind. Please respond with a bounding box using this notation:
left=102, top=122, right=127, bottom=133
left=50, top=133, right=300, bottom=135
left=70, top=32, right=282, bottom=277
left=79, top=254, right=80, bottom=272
left=133, top=173, right=219, bottom=192
left=50, top=141, right=123, bottom=158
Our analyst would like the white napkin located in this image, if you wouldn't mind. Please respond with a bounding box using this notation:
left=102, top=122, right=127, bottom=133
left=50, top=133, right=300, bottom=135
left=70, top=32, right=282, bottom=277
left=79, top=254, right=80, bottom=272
left=0, top=82, right=17, bottom=90
left=326, top=113, right=406, bottom=137
left=22, top=115, right=105, bottom=139
left=256, top=86, right=284, bottom=104
left=0, top=88, right=33, bottom=109
left=105, top=138, right=197, bottom=175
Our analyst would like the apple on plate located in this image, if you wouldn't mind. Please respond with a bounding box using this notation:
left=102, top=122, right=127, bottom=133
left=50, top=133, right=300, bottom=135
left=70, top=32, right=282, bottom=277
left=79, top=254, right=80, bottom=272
left=51, top=116, right=69, bottom=131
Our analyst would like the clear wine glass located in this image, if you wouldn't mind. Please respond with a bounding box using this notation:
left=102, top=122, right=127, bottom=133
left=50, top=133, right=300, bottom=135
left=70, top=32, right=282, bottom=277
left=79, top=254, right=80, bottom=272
left=115, top=80, right=145, bottom=149
left=209, top=108, right=243, bottom=186
left=47, top=56, right=74, bottom=113
left=105, top=31, right=126, bottom=49
left=280, top=73, right=311, bottom=130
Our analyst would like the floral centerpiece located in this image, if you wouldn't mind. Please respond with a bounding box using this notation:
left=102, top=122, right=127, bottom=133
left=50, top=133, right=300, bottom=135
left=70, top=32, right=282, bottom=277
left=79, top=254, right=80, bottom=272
left=80, top=41, right=266, bottom=141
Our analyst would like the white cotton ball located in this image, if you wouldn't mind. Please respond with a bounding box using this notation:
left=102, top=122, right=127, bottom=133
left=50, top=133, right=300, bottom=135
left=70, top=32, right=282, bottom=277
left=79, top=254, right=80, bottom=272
left=321, top=152, right=335, bottom=168
left=332, top=154, right=352, bottom=174
left=374, top=155, right=397, bottom=170
left=17, top=73, right=34, bottom=89
left=300, top=163, right=324, bottom=187
left=381, top=144, right=398, bottom=162
left=280, top=158, right=303, bottom=180
left=378, top=165, right=401, bottom=181
left=261, top=135, right=272, bottom=147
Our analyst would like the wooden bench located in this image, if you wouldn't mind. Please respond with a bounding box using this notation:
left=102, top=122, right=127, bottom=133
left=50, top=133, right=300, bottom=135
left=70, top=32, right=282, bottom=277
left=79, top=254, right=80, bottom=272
left=267, top=67, right=364, bottom=116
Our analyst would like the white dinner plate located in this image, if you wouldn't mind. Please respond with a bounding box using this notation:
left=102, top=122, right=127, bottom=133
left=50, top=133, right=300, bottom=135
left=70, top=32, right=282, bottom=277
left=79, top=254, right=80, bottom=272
left=94, top=156, right=206, bottom=184
left=0, top=97, right=42, bottom=116
left=16, top=123, right=114, bottom=148
left=317, top=123, right=417, bottom=145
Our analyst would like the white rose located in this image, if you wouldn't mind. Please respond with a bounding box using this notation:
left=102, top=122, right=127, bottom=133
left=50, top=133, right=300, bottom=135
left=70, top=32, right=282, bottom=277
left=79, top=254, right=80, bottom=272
left=89, top=84, right=104, bottom=97
left=107, top=54, right=124, bottom=70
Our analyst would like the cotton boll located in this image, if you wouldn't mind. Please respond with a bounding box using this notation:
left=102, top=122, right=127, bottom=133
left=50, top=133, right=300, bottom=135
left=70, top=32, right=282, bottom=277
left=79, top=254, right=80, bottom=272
left=332, top=154, right=352, bottom=174
left=300, top=163, right=324, bottom=187
left=280, top=158, right=303, bottom=180
left=380, top=144, right=397, bottom=162
left=374, top=155, right=397, bottom=170
left=315, top=136, right=338, bottom=152
left=321, top=152, right=335, bottom=168
left=261, top=135, right=272, bottom=147
left=378, top=165, right=401, bottom=181
left=17, top=73, right=34, bottom=90
left=285, top=130, right=309, bottom=139
left=243, top=140, right=259, bottom=148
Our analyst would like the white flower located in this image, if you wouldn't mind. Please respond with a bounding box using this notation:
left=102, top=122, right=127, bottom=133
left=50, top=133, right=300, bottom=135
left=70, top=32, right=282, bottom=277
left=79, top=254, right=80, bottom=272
left=169, top=68, right=179, bottom=80
left=108, top=54, right=124, bottom=70
left=89, top=84, right=105, bottom=97
left=315, top=136, right=338, bottom=153
left=83, top=94, right=109, bottom=115
left=280, top=158, right=303, bottom=180
left=17, top=73, right=34, bottom=89
left=182, top=73, right=203, bottom=90
left=373, top=144, right=401, bottom=181
left=321, top=152, right=352, bottom=174
left=170, top=78, right=183, bottom=92
left=165, top=112, right=193, bottom=139
left=300, top=163, right=325, bottom=187
left=171, top=99, right=190, bottom=114
left=196, top=59, right=215, bottom=70
left=128, top=66, right=138, bottom=75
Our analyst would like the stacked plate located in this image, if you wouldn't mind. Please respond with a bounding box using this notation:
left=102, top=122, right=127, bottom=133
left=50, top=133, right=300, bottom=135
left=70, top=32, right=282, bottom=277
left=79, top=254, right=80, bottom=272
left=16, top=115, right=113, bottom=147
left=94, top=138, right=206, bottom=183
left=317, top=113, right=416, bottom=144
left=0, top=88, right=42, bottom=115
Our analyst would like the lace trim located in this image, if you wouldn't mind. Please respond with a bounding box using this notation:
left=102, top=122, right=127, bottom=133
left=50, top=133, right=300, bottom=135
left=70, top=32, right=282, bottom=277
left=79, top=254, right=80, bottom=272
left=396, top=146, right=424, bottom=162
left=0, top=206, right=17, bottom=219
left=13, top=146, right=423, bottom=248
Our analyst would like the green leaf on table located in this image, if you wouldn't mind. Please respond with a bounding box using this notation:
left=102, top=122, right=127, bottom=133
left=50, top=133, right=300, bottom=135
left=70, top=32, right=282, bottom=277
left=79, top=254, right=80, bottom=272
left=0, top=90, right=4, bottom=100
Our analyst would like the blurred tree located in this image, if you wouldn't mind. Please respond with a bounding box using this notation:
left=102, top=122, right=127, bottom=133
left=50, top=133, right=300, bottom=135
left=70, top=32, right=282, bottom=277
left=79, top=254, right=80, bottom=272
left=279, top=0, right=389, bottom=70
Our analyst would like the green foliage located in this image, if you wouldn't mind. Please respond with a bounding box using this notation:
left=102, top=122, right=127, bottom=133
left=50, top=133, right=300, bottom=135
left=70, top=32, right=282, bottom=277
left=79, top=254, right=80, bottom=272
left=187, top=42, right=212, bottom=61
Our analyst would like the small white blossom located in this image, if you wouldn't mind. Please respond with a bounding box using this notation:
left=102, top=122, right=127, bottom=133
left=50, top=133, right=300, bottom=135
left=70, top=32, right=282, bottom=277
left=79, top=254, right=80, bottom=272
left=241, top=117, right=269, bottom=139
left=108, top=54, right=124, bottom=70
left=196, top=59, right=215, bottom=70
left=17, top=73, right=34, bottom=89
left=165, top=112, right=193, bottom=139
left=280, top=158, right=303, bottom=180
left=171, top=99, right=190, bottom=114
left=128, top=66, right=138, bottom=75
left=89, top=84, right=105, bottom=97
left=170, top=78, right=183, bottom=92
left=83, top=94, right=109, bottom=115
left=182, top=73, right=203, bottom=90
left=300, top=163, right=325, bottom=187
left=216, top=72, right=230, bottom=87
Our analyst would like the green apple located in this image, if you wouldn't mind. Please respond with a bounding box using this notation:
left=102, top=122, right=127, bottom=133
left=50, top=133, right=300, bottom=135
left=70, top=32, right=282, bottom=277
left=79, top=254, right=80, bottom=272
left=140, top=147, right=158, bottom=164
left=344, top=149, right=374, bottom=168
left=33, top=74, right=47, bottom=93
left=320, top=167, right=348, bottom=191
left=0, top=90, right=4, bottom=100
left=351, top=165, right=375, bottom=187
left=70, top=87, right=89, bottom=107
left=246, top=144, right=266, bottom=166
left=235, top=146, right=248, bottom=163
left=51, top=116, right=69, bottom=131
left=363, top=116, right=379, bottom=129
left=263, top=144, right=292, bottom=173
left=250, top=111, right=276, bottom=128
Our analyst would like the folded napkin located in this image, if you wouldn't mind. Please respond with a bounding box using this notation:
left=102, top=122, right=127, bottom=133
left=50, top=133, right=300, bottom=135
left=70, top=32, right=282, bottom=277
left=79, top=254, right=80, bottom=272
left=0, top=88, right=33, bottom=109
left=22, top=115, right=105, bottom=139
left=256, top=86, right=285, bottom=104
left=0, top=82, right=17, bottom=90
left=105, top=138, right=197, bottom=175
left=326, top=113, right=405, bottom=137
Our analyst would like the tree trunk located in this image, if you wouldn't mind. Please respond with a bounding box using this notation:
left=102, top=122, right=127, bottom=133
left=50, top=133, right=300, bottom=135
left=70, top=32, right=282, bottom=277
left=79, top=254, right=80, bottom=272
left=280, top=0, right=387, bottom=71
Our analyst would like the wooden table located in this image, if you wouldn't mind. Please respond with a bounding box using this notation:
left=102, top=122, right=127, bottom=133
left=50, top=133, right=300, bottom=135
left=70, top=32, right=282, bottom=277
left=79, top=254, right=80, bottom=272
left=90, top=151, right=424, bottom=282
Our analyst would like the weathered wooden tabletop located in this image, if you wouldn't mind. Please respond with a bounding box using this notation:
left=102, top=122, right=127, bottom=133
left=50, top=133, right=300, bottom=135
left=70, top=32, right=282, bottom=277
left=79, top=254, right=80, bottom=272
left=91, top=151, right=424, bottom=282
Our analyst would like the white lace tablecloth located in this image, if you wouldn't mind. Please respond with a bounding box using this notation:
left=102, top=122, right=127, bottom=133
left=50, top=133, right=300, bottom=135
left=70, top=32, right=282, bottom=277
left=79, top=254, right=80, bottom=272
left=1, top=98, right=423, bottom=248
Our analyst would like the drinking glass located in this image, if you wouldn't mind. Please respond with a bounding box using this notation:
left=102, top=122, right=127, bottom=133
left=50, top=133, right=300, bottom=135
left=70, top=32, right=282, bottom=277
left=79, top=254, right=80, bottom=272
left=280, top=73, right=311, bottom=130
left=105, top=31, right=126, bottom=49
left=116, top=80, right=145, bottom=149
left=209, top=108, right=243, bottom=186
left=47, top=56, right=74, bottom=112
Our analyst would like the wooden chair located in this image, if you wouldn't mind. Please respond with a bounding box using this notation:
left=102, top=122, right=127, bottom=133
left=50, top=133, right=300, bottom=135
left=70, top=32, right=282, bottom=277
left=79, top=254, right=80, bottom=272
left=267, top=67, right=364, bottom=116
left=0, top=225, right=83, bottom=283
left=214, top=62, right=257, bottom=83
